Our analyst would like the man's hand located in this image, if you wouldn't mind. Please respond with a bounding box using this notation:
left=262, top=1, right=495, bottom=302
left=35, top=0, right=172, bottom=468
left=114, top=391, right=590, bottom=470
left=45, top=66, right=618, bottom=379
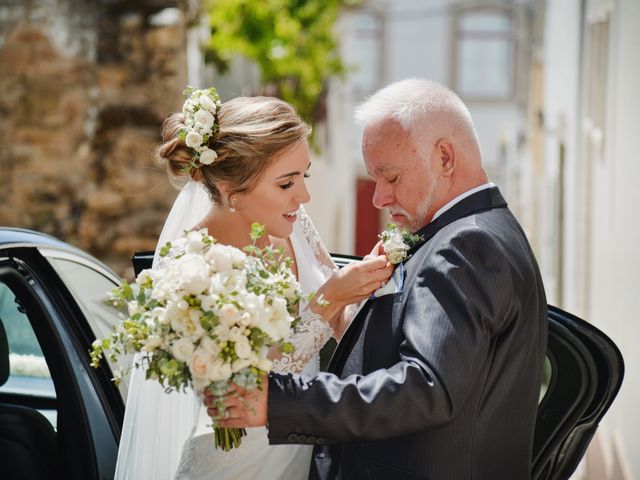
left=204, top=374, right=269, bottom=428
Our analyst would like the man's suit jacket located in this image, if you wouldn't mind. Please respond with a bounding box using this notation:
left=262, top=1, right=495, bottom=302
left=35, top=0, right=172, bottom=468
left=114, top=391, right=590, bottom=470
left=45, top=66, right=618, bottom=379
left=268, top=187, right=548, bottom=480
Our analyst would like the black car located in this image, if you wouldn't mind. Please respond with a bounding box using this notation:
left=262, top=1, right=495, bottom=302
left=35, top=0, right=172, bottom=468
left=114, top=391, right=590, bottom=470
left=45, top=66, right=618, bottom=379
left=0, top=228, right=624, bottom=480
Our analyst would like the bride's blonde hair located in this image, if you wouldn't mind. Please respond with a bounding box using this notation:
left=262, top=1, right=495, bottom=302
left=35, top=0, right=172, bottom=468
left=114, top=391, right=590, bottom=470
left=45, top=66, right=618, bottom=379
left=157, top=96, right=311, bottom=204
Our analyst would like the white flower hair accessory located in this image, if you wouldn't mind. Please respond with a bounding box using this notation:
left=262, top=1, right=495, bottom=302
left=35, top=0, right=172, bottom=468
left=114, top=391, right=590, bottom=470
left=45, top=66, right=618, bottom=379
left=178, top=86, right=222, bottom=172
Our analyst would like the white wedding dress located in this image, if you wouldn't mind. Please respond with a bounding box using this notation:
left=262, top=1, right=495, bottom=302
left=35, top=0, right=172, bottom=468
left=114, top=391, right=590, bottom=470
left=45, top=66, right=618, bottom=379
left=114, top=181, right=339, bottom=480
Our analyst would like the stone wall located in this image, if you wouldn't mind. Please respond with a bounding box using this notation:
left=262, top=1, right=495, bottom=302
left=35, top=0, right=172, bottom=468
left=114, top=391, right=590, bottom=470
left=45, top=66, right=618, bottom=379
left=0, top=0, right=194, bottom=277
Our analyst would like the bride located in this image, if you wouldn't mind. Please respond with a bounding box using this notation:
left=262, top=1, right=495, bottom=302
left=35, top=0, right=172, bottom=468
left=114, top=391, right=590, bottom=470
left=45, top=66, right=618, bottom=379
left=114, top=87, right=393, bottom=479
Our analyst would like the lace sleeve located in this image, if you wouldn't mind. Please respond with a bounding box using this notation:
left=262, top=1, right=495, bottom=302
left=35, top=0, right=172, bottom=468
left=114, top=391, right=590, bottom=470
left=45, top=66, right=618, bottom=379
left=271, top=304, right=333, bottom=373
left=269, top=207, right=337, bottom=373
left=298, top=207, right=361, bottom=331
left=296, top=206, right=338, bottom=280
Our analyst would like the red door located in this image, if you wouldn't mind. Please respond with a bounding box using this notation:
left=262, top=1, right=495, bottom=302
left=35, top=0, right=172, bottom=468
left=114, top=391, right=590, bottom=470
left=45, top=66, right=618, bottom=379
left=355, top=178, right=380, bottom=256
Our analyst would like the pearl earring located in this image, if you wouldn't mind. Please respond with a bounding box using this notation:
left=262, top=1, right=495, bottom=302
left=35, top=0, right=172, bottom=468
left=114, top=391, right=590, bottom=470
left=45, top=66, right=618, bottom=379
left=229, top=197, right=237, bottom=213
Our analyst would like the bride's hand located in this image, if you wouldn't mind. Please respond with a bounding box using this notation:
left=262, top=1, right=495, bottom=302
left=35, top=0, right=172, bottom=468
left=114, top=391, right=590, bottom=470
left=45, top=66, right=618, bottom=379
left=363, top=240, right=385, bottom=261
left=311, top=255, right=393, bottom=325
left=204, top=377, right=268, bottom=428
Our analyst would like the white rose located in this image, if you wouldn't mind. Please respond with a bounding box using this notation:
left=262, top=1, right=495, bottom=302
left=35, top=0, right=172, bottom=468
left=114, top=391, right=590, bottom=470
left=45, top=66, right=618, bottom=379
left=199, top=294, right=217, bottom=312
left=239, top=312, right=252, bottom=327
left=232, top=358, right=251, bottom=372
left=171, top=237, right=188, bottom=252
left=224, top=270, right=247, bottom=292
left=199, top=94, right=217, bottom=113
left=199, top=149, right=218, bottom=165
left=200, top=336, right=221, bottom=357
left=171, top=338, right=195, bottom=363
left=234, top=335, right=252, bottom=359
left=229, top=248, right=246, bottom=268
left=229, top=326, right=244, bottom=343
left=185, top=130, right=203, bottom=149
left=212, top=246, right=234, bottom=272
left=209, top=360, right=232, bottom=382
left=219, top=304, right=240, bottom=326
left=171, top=311, right=190, bottom=334
left=194, top=109, right=215, bottom=129
left=213, top=324, right=230, bottom=342
left=243, top=293, right=268, bottom=323
left=175, top=254, right=210, bottom=295
left=186, top=230, right=205, bottom=253
left=189, top=347, right=212, bottom=380
left=141, top=335, right=163, bottom=352
left=177, top=299, right=189, bottom=310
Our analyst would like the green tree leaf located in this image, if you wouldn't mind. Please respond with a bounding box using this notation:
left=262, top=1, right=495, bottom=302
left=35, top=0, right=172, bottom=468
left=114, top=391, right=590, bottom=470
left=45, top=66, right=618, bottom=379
left=205, top=0, right=352, bottom=137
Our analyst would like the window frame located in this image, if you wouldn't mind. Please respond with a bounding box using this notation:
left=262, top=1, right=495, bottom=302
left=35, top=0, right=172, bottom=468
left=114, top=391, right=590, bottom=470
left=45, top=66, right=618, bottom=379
left=41, top=248, right=130, bottom=400
left=450, top=5, right=517, bottom=102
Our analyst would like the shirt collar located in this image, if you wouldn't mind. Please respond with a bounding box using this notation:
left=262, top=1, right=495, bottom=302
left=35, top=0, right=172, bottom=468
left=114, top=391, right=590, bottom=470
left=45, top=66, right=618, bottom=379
left=431, top=182, right=495, bottom=221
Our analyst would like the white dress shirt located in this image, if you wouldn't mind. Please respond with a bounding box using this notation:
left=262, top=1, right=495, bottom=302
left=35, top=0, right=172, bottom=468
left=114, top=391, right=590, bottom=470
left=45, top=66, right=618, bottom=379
left=431, top=183, right=495, bottom=222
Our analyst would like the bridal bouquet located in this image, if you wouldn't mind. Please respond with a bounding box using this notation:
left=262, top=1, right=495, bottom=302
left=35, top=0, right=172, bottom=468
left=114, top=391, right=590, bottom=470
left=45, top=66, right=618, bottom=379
left=90, top=224, right=303, bottom=451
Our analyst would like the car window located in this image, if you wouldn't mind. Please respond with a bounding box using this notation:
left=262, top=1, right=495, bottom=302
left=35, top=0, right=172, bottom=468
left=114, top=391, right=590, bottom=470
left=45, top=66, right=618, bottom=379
left=0, top=281, right=57, bottom=425
left=46, top=256, right=130, bottom=400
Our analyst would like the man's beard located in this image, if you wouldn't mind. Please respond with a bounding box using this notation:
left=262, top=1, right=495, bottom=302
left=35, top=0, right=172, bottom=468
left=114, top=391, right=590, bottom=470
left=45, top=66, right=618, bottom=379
left=390, top=189, right=435, bottom=233
left=389, top=181, right=438, bottom=233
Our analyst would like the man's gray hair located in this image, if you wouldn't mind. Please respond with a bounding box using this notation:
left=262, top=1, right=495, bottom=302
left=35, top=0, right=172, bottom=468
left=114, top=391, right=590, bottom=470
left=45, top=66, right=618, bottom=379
left=354, top=78, right=480, bottom=150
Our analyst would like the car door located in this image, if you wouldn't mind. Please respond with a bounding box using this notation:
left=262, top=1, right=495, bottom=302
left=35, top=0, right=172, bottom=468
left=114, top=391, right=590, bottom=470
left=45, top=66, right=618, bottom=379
left=0, top=245, right=124, bottom=479
left=533, top=307, right=624, bottom=480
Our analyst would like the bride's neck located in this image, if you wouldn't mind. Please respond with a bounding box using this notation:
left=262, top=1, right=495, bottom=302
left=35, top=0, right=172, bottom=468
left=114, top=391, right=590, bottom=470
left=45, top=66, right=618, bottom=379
left=196, top=206, right=270, bottom=250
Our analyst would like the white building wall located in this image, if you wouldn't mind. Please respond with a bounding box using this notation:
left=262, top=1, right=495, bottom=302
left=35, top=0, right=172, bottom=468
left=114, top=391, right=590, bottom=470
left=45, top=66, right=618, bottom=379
left=587, top=0, right=640, bottom=475
left=540, top=0, right=640, bottom=476
left=385, top=0, right=450, bottom=85
left=305, top=8, right=383, bottom=254
left=540, top=0, right=582, bottom=308
left=311, top=0, right=533, bottom=254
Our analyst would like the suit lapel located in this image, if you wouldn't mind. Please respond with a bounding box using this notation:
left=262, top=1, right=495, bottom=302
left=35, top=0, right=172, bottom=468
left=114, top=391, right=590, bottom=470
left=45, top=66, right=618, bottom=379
left=406, top=186, right=508, bottom=256
left=327, top=187, right=508, bottom=374
left=327, top=298, right=373, bottom=373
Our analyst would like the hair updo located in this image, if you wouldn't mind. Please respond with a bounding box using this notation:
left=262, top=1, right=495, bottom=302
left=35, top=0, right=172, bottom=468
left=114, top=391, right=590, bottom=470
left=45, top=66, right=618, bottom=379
left=156, top=96, right=311, bottom=204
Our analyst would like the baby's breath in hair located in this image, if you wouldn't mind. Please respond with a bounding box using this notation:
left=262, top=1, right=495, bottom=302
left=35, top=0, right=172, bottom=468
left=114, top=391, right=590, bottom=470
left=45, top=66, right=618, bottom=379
left=178, top=86, right=222, bottom=173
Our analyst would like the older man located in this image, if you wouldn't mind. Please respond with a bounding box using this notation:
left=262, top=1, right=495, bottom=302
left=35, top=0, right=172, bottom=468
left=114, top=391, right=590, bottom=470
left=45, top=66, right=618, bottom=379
left=208, top=78, right=548, bottom=479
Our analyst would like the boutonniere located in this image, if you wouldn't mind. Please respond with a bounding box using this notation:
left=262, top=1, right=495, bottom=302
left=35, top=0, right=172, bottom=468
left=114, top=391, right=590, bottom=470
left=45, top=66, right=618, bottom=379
left=379, top=223, right=423, bottom=264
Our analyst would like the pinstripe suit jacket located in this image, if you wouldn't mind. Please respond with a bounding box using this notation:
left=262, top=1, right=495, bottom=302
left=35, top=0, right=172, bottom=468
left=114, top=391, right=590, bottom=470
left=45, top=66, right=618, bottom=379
left=267, top=187, right=548, bottom=480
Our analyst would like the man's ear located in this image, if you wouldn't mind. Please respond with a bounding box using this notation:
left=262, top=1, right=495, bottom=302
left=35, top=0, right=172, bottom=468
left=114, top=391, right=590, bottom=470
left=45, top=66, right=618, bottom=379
left=436, top=140, right=455, bottom=177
